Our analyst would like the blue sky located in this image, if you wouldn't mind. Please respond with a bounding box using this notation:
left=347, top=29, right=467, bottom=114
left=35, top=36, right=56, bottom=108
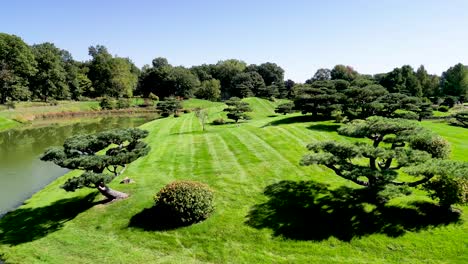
left=2, top=0, right=467, bottom=82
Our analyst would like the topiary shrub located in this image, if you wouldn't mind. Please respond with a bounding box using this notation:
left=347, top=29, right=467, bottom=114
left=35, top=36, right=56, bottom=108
left=148, top=92, right=159, bottom=101
left=154, top=181, right=214, bottom=224
left=212, top=118, right=226, bottom=125
left=438, top=105, right=450, bottom=112
left=100, top=97, right=116, bottom=110
left=116, top=98, right=131, bottom=109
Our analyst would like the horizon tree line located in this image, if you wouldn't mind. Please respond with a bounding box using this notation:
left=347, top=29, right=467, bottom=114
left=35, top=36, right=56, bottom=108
left=1, top=32, right=467, bottom=106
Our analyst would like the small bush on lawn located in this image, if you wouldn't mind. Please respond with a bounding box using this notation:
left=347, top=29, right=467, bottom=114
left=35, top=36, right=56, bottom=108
left=212, top=118, right=226, bottom=125
left=154, top=180, right=214, bottom=224
left=148, top=92, right=159, bottom=101
left=99, top=97, right=116, bottom=110
left=438, top=105, right=450, bottom=112
left=116, top=98, right=131, bottom=109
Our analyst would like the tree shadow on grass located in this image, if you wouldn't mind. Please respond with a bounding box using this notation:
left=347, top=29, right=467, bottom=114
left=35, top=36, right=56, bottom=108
left=245, top=181, right=461, bottom=241
left=306, top=123, right=341, bottom=132
left=0, top=192, right=98, bottom=246
left=266, top=115, right=332, bottom=126
left=128, top=205, right=193, bottom=231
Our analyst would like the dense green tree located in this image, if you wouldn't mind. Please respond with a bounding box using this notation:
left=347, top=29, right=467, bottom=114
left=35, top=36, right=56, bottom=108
left=168, top=66, right=200, bottom=98
left=190, top=64, right=214, bottom=82
left=309, top=68, right=331, bottom=82
left=41, top=128, right=150, bottom=200
left=156, top=97, right=183, bottom=117
left=61, top=50, right=81, bottom=100
left=0, top=33, right=37, bottom=103
left=109, top=57, right=139, bottom=98
left=440, top=63, right=468, bottom=100
left=230, top=72, right=265, bottom=98
left=331, top=65, right=358, bottom=81
left=275, top=102, right=295, bottom=115
left=300, top=117, right=466, bottom=208
left=282, top=79, right=296, bottom=98
left=195, top=79, right=221, bottom=101
left=137, top=58, right=173, bottom=98
left=452, top=111, right=468, bottom=128
left=212, top=59, right=247, bottom=98
left=31, top=42, right=69, bottom=101
left=223, top=97, right=252, bottom=122
left=87, top=45, right=114, bottom=97
left=293, top=81, right=343, bottom=117
left=342, top=84, right=388, bottom=119
left=138, top=59, right=199, bottom=99
left=379, top=65, right=422, bottom=97
left=250, top=62, right=284, bottom=86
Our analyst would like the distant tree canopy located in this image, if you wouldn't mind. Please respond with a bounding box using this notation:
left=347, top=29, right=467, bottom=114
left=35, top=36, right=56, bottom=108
left=0, top=32, right=465, bottom=105
left=41, top=128, right=150, bottom=200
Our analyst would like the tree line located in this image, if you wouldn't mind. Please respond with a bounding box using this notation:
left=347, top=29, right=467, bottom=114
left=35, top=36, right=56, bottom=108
left=1, top=32, right=467, bottom=106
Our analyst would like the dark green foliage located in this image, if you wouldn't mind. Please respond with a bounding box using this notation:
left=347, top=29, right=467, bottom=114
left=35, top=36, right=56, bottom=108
left=452, top=111, right=468, bottom=127
left=293, top=81, right=342, bottom=118
left=195, top=79, right=221, bottom=101
left=40, top=128, right=150, bottom=196
left=223, top=97, right=252, bottom=122
left=250, top=62, right=284, bottom=86
left=212, top=118, right=226, bottom=125
left=230, top=72, right=265, bottom=98
left=116, top=98, right=131, bottom=109
left=31, top=43, right=69, bottom=101
left=138, top=59, right=199, bottom=99
left=282, top=79, right=296, bottom=98
left=301, top=116, right=463, bottom=207
left=212, top=59, right=247, bottom=98
left=441, top=97, right=456, bottom=108
left=148, top=92, right=159, bottom=101
left=275, top=102, right=295, bottom=115
left=99, top=97, right=116, bottom=110
left=157, top=97, right=182, bottom=117
left=379, top=65, right=422, bottom=96
left=154, top=181, right=214, bottom=224
left=438, top=105, right=449, bottom=112
left=406, top=160, right=468, bottom=208
left=330, top=65, right=358, bottom=81
left=341, top=84, right=388, bottom=119
left=440, top=63, right=468, bottom=98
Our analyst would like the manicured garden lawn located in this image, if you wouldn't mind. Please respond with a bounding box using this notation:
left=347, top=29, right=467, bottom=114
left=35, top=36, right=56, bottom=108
left=0, top=98, right=467, bottom=263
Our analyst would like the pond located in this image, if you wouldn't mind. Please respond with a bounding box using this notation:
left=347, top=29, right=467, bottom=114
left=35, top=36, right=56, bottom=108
left=0, top=115, right=156, bottom=215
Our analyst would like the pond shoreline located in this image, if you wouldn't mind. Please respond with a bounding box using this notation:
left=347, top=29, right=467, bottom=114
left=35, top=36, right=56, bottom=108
left=0, top=114, right=157, bottom=217
left=0, top=107, right=159, bottom=132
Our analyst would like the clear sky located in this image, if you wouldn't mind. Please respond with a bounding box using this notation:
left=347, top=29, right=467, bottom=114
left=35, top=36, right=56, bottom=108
left=2, top=0, right=467, bottom=82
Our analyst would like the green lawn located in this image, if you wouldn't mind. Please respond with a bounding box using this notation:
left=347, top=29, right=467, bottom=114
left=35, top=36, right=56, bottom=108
left=0, top=98, right=467, bottom=263
left=0, top=117, right=20, bottom=132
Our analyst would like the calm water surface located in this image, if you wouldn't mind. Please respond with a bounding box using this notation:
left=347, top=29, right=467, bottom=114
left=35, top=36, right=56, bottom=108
left=0, top=115, right=155, bottom=215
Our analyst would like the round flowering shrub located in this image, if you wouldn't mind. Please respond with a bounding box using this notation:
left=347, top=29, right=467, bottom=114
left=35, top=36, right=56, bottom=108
left=155, top=181, right=214, bottom=224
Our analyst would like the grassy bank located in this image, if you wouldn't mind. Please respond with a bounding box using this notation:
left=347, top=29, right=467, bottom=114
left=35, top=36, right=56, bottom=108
left=0, top=98, right=467, bottom=263
left=0, top=99, right=153, bottom=132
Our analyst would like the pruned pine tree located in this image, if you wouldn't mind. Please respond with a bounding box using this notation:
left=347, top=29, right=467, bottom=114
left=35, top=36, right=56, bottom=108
left=41, top=128, right=150, bottom=200
left=223, top=97, right=252, bottom=123
left=301, top=117, right=467, bottom=209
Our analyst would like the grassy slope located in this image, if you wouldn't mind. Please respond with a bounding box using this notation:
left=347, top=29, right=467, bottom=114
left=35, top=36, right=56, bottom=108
left=1, top=98, right=467, bottom=263
left=0, top=117, right=20, bottom=131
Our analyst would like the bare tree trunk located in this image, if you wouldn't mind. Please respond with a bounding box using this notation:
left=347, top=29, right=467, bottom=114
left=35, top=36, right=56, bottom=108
left=97, top=183, right=128, bottom=200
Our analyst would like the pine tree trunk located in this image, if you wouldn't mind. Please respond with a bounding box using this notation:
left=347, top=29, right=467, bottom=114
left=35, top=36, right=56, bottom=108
left=97, top=183, right=128, bottom=200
